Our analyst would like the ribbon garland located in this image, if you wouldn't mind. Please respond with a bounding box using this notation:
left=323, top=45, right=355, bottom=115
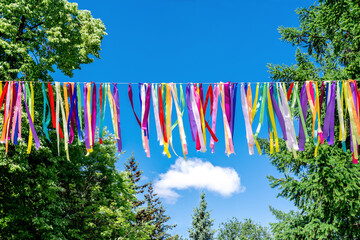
left=0, top=80, right=359, bottom=163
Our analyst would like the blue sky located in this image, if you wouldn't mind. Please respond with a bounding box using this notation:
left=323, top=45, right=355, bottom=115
left=59, top=0, right=315, bottom=237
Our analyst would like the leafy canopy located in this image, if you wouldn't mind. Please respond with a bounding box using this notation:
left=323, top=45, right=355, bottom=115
left=263, top=0, right=360, bottom=239
left=0, top=0, right=106, bottom=80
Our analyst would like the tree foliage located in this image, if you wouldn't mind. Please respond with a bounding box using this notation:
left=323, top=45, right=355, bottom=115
left=217, top=217, right=272, bottom=240
left=125, top=155, right=177, bottom=240
left=0, top=126, right=151, bottom=239
left=188, top=192, right=216, bottom=240
left=264, top=0, right=360, bottom=239
left=0, top=1, right=152, bottom=239
left=0, top=0, right=106, bottom=80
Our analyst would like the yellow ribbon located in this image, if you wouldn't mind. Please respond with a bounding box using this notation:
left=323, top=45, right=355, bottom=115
left=86, top=83, right=93, bottom=152
left=107, top=83, right=118, bottom=140
left=27, top=83, right=34, bottom=154
left=267, top=83, right=279, bottom=153
left=64, top=83, right=69, bottom=121
left=197, top=84, right=206, bottom=146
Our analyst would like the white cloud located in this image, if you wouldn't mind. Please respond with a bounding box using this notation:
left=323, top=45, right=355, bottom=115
left=154, top=157, right=245, bottom=204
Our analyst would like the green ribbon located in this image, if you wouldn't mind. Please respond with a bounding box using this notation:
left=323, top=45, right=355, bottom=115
left=42, top=83, right=51, bottom=141
left=99, top=83, right=107, bottom=140
left=77, top=83, right=82, bottom=144
left=254, top=83, right=266, bottom=140
left=171, top=84, right=185, bottom=131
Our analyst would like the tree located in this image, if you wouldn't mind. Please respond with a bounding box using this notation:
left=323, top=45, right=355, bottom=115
left=0, top=1, right=151, bottom=239
left=125, top=154, right=151, bottom=225
left=188, top=192, right=216, bottom=240
left=263, top=0, right=360, bottom=238
left=0, top=0, right=106, bottom=81
left=125, top=154, right=177, bottom=240
left=217, top=218, right=272, bottom=240
left=145, top=182, right=177, bottom=240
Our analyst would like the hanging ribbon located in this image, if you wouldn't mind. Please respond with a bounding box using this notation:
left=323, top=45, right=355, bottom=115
left=337, top=81, right=346, bottom=151
left=158, top=84, right=170, bottom=157
left=20, top=82, right=40, bottom=152
left=219, top=82, right=234, bottom=156
left=11, top=83, right=21, bottom=145
left=48, top=83, right=64, bottom=139
left=170, top=83, right=188, bottom=159
left=83, top=83, right=91, bottom=152
left=42, top=83, right=51, bottom=141
left=191, top=84, right=206, bottom=152
left=152, top=83, right=163, bottom=146
left=55, top=82, right=69, bottom=160
left=186, top=84, right=197, bottom=142
left=322, top=81, right=336, bottom=145
left=113, top=83, right=122, bottom=152
left=210, top=84, right=220, bottom=153
left=241, top=83, right=255, bottom=155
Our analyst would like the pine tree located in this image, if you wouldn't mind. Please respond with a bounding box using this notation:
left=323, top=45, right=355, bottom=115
left=263, top=0, right=360, bottom=238
left=125, top=154, right=151, bottom=225
left=125, top=154, right=177, bottom=239
left=145, top=182, right=177, bottom=240
left=188, top=192, right=216, bottom=240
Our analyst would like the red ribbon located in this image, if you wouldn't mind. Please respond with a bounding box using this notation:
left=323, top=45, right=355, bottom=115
left=128, top=83, right=141, bottom=127
left=287, top=82, right=294, bottom=101
left=203, top=84, right=218, bottom=142
left=48, top=83, right=63, bottom=139
left=99, top=83, right=103, bottom=144
left=158, top=84, right=168, bottom=143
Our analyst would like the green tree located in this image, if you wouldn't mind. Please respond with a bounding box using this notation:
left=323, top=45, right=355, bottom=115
left=188, top=192, right=216, bottom=240
left=263, top=0, right=360, bottom=238
left=0, top=0, right=106, bottom=80
left=0, top=1, right=151, bottom=239
left=125, top=155, right=177, bottom=240
left=145, top=182, right=177, bottom=240
left=217, top=217, right=272, bottom=240
left=125, top=154, right=151, bottom=225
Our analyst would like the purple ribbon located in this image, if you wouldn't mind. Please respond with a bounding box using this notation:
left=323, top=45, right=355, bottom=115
left=186, top=84, right=197, bottom=141
left=68, top=84, right=82, bottom=142
left=142, top=85, right=151, bottom=131
left=224, top=82, right=231, bottom=124
left=91, top=83, right=97, bottom=146
left=113, top=83, right=122, bottom=152
left=319, top=83, right=325, bottom=120
left=229, top=83, right=234, bottom=136
left=232, top=83, right=238, bottom=137
left=270, top=84, right=287, bottom=141
left=22, top=82, right=40, bottom=150
left=322, top=81, right=336, bottom=145
left=299, top=83, right=308, bottom=151
left=67, top=84, right=75, bottom=143
left=83, top=83, right=90, bottom=150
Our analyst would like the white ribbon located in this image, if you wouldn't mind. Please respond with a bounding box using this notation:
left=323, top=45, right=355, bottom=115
left=56, top=82, right=69, bottom=160
left=190, top=84, right=206, bottom=152
left=151, top=84, right=163, bottom=146
left=170, top=83, right=188, bottom=156
left=210, top=84, right=219, bottom=153
left=337, top=81, right=345, bottom=142
left=280, top=83, right=298, bottom=151
left=240, top=83, right=254, bottom=155
left=219, top=83, right=234, bottom=155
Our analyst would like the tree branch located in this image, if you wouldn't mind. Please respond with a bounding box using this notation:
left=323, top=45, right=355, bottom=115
left=29, top=22, right=44, bottom=31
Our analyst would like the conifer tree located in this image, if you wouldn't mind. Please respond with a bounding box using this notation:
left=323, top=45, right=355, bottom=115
left=145, top=182, right=177, bottom=240
left=188, top=192, right=216, bottom=240
left=263, top=0, right=360, bottom=238
left=125, top=154, right=151, bottom=225
left=125, top=154, right=177, bottom=239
